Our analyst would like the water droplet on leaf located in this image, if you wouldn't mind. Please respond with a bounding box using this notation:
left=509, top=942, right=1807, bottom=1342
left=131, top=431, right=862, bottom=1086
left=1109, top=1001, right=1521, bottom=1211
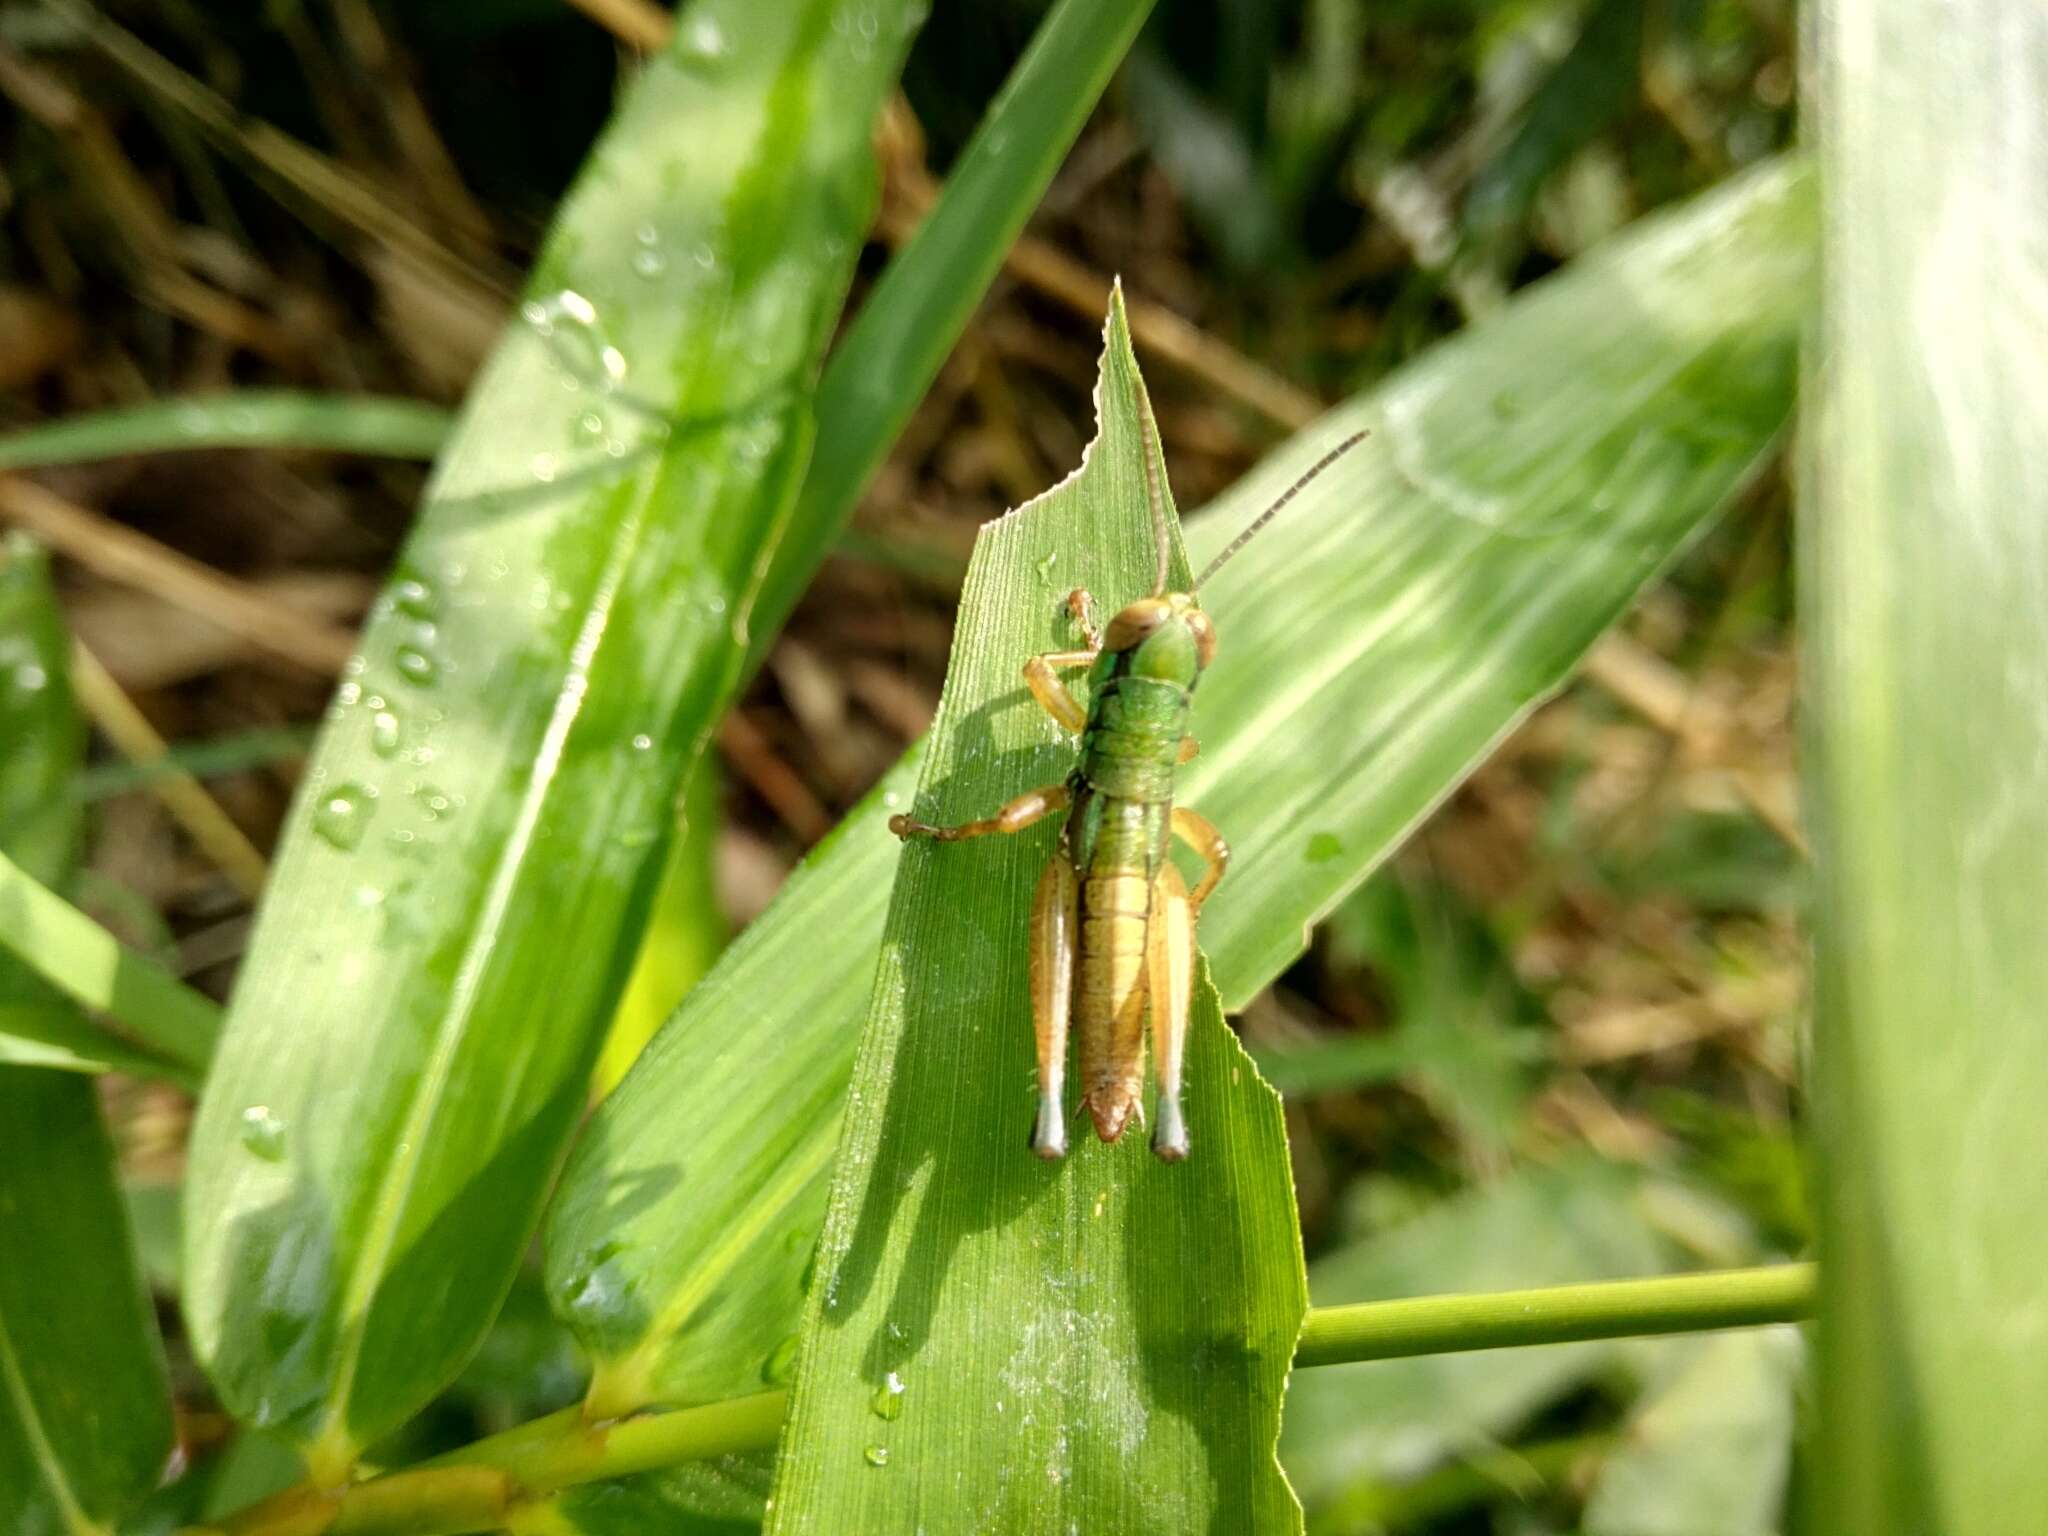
left=239, top=1105, right=287, bottom=1160
left=869, top=1372, right=905, bottom=1420
left=396, top=647, right=438, bottom=687
left=313, top=784, right=375, bottom=850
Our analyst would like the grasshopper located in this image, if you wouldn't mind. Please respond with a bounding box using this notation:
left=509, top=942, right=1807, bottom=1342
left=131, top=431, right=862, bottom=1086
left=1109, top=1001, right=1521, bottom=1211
left=890, top=388, right=1366, bottom=1162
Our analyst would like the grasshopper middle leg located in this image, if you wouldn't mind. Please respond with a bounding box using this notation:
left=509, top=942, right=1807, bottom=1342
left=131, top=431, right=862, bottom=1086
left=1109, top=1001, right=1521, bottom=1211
left=1171, top=806, right=1230, bottom=913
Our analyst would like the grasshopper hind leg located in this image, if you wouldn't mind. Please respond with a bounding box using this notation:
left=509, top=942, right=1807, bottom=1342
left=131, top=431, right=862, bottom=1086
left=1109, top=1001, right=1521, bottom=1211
left=1147, top=862, right=1196, bottom=1161
left=1028, top=855, right=1080, bottom=1159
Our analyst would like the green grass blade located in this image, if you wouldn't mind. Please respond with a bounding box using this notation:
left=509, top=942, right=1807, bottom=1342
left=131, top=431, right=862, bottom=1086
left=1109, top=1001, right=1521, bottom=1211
left=0, top=538, right=173, bottom=1536
left=0, top=846, right=222, bottom=1074
left=71, top=724, right=313, bottom=801
left=1802, top=3, right=2048, bottom=1530
left=0, top=393, right=452, bottom=470
left=747, top=0, right=1159, bottom=676
left=0, top=1070, right=176, bottom=1536
left=0, top=536, right=85, bottom=884
left=0, top=1001, right=194, bottom=1085
left=181, top=0, right=925, bottom=1474
left=765, top=290, right=1305, bottom=1533
left=548, top=158, right=1813, bottom=1439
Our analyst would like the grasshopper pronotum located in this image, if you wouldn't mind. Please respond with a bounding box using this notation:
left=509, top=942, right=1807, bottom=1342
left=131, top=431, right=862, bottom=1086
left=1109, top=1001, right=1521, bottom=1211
left=889, top=381, right=1366, bottom=1162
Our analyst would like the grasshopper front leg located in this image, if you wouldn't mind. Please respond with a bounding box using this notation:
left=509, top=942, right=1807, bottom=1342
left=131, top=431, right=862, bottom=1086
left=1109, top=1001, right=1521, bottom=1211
left=1020, top=588, right=1102, bottom=734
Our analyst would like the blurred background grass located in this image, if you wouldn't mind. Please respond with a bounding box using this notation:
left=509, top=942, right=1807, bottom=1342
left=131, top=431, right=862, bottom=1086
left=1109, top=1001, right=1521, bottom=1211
left=0, top=1, right=1804, bottom=1529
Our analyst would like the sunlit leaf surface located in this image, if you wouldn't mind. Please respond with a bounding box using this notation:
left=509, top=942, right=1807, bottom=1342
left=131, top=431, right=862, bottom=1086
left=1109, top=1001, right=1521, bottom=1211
left=765, top=292, right=1305, bottom=1532
left=549, top=163, right=1813, bottom=1450
left=1803, top=2, right=2048, bottom=1530
left=180, top=0, right=925, bottom=1471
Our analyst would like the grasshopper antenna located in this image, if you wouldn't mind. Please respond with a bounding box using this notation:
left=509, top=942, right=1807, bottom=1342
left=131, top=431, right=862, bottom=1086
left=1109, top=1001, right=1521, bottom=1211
left=1196, top=430, right=1370, bottom=589
left=1132, top=383, right=1173, bottom=597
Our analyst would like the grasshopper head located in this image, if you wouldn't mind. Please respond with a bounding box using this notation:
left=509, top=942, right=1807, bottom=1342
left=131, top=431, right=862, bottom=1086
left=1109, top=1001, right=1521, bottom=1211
left=1103, top=592, right=1216, bottom=686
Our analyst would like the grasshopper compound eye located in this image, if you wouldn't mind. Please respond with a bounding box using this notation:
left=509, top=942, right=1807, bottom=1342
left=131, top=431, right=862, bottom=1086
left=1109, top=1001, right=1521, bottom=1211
left=1104, top=597, right=1173, bottom=653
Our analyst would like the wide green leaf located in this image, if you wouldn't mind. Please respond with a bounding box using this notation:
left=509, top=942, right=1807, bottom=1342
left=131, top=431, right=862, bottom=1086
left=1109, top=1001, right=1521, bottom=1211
left=550, top=0, right=1161, bottom=1419
left=549, top=158, right=1812, bottom=1429
left=766, top=291, right=1305, bottom=1532
left=1802, top=2, right=2048, bottom=1531
left=0, top=536, right=173, bottom=1536
left=181, top=0, right=925, bottom=1476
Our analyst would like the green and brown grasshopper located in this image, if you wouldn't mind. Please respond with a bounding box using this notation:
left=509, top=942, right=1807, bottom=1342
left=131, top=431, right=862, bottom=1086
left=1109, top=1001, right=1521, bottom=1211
left=890, top=387, right=1365, bottom=1162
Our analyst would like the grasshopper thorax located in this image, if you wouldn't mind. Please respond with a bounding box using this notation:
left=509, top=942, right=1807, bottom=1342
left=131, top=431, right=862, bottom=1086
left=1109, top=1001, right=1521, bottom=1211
left=1102, top=592, right=1217, bottom=685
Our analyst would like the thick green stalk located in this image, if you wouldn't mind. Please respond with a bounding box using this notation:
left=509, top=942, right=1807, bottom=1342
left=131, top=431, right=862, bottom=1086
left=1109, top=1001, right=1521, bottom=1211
left=197, top=1267, right=1811, bottom=1536
left=1291, top=1263, right=1814, bottom=1368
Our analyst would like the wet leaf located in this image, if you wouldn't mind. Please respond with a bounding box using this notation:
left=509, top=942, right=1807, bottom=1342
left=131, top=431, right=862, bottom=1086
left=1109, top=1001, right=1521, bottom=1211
left=765, top=290, right=1306, bottom=1533
left=180, top=0, right=925, bottom=1472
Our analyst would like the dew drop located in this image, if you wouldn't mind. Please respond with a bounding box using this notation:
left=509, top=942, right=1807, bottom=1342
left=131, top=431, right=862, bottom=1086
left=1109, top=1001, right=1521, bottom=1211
left=575, top=411, right=607, bottom=445
left=313, top=784, right=375, bottom=850
left=523, top=290, right=629, bottom=391
left=239, top=1105, right=288, bottom=1161
left=691, top=241, right=717, bottom=270
left=679, top=13, right=728, bottom=64
left=371, top=710, right=401, bottom=758
left=14, top=663, right=46, bottom=692
left=631, top=733, right=653, bottom=751
left=531, top=452, right=559, bottom=484
left=1305, top=832, right=1343, bottom=864
left=869, top=1372, right=905, bottom=1421
left=392, top=577, right=437, bottom=621
left=632, top=247, right=667, bottom=279
left=863, top=1444, right=890, bottom=1468
left=396, top=647, right=439, bottom=687
left=763, top=1333, right=801, bottom=1386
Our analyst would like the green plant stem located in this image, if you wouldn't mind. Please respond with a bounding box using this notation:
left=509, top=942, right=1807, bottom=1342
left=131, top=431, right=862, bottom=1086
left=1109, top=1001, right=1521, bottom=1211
left=1291, top=1262, right=1814, bottom=1368
left=194, top=1267, right=1810, bottom=1536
